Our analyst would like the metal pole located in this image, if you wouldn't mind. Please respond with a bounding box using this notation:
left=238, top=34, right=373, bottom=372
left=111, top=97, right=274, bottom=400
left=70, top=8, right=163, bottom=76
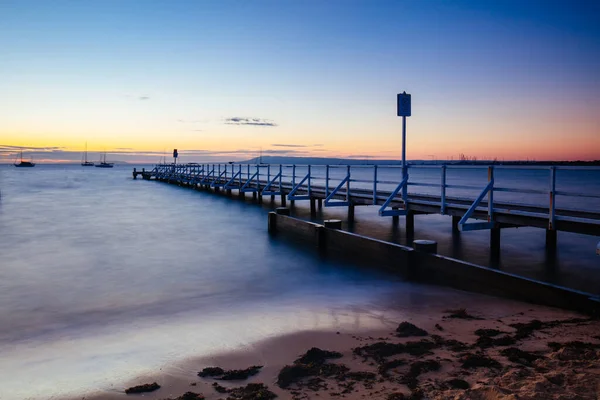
left=346, top=165, right=351, bottom=202
left=402, top=115, right=407, bottom=202
left=325, top=165, right=329, bottom=197
left=373, top=165, right=378, bottom=205
left=488, top=166, right=494, bottom=222
left=441, top=165, right=446, bottom=214
left=549, top=166, right=556, bottom=230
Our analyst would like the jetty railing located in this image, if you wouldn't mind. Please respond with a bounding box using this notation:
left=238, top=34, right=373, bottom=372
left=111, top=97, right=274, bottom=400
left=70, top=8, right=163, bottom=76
left=140, top=163, right=600, bottom=241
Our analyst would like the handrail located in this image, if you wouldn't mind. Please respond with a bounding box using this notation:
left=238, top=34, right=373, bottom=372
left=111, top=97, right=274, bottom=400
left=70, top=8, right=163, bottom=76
left=262, top=165, right=283, bottom=196
left=324, top=168, right=351, bottom=207
left=458, top=166, right=495, bottom=231
left=378, top=175, right=408, bottom=217
left=287, top=169, right=311, bottom=200
left=148, top=163, right=600, bottom=223
left=224, top=170, right=242, bottom=189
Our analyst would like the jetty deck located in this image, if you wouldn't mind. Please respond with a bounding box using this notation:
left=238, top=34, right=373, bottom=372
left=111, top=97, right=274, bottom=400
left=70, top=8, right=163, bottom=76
left=133, top=163, right=600, bottom=254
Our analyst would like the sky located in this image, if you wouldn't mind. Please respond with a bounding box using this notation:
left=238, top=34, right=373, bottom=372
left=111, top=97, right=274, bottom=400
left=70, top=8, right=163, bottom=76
left=1, top=0, right=599, bottom=163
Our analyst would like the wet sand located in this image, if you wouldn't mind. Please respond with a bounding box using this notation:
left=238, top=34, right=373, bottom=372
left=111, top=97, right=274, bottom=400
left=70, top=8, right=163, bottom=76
left=74, top=299, right=600, bottom=400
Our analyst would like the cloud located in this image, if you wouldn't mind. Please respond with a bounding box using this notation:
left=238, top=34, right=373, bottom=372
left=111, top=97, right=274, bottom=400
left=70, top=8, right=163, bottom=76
left=271, top=144, right=309, bottom=148
left=271, top=144, right=325, bottom=148
left=225, top=117, right=277, bottom=127
left=139, top=96, right=150, bottom=100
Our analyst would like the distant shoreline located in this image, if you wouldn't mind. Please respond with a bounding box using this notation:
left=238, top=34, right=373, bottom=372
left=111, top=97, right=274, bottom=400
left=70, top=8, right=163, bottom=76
left=2, top=160, right=598, bottom=166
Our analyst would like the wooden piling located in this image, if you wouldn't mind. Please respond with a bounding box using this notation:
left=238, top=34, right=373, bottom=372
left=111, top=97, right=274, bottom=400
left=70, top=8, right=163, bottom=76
left=491, top=226, right=501, bottom=259
left=318, top=198, right=323, bottom=209
left=310, top=198, right=316, bottom=216
left=348, top=205, right=355, bottom=223
left=406, top=211, right=415, bottom=238
left=546, top=229, right=557, bottom=253
left=452, top=215, right=461, bottom=233
left=281, top=194, right=286, bottom=207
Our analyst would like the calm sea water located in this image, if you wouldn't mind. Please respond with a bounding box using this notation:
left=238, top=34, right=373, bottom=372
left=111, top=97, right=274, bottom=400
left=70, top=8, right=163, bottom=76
left=0, top=164, right=598, bottom=399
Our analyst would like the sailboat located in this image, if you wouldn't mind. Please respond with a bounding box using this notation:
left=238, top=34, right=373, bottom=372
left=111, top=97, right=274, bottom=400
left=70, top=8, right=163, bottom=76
left=81, top=142, right=94, bottom=166
left=95, top=152, right=114, bottom=168
left=14, top=150, right=35, bottom=167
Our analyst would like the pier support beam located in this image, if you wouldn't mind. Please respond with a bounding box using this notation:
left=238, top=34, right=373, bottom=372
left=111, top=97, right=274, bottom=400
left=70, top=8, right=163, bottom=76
left=318, top=198, right=323, bottom=209
left=258, top=194, right=263, bottom=204
left=452, top=215, right=460, bottom=234
left=239, top=191, right=245, bottom=199
left=546, top=229, right=557, bottom=253
left=226, top=189, right=232, bottom=197
left=406, top=211, right=415, bottom=238
left=310, top=198, right=317, bottom=216
left=280, top=194, right=286, bottom=207
left=392, top=207, right=399, bottom=225
left=348, top=205, right=355, bottom=223
left=252, top=192, right=257, bottom=201
left=491, top=226, right=501, bottom=259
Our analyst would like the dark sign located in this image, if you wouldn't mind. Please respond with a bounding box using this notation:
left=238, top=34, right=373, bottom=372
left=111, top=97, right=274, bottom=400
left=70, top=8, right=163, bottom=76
left=397, top=92, right=411, bottom=117
left=173, top=149, right=178, bottom=158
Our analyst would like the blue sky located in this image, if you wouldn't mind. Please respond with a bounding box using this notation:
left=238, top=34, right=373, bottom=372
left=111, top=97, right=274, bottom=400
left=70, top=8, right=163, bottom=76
left=1, top=0, right=599, bottom=162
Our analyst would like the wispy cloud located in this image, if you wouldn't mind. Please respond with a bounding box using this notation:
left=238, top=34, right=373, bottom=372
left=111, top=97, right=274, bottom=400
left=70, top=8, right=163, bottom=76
left=225, top=117, right=277, bottom=127
left=271, top=143, right=325, bottom=148
left=271, top=144, right=309, bottom=148
left=139, top=96, right=150, bottom=100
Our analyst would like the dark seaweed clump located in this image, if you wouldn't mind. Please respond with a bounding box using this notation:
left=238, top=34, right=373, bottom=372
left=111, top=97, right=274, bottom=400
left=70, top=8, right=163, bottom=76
left=446, top=378, right=470, bottom=389
left=396, top=322, right=428, bottom=337
left=226, top=383, right=276, bottom=400
left=500, top=347, right=544, bottom=366
left=444, top=308, right=484, bottom=320
left=198, top=365, right=263, bottom=380
left=125, top=382, right=161, bottom=394
left=461, top=353, right=502, bottom=369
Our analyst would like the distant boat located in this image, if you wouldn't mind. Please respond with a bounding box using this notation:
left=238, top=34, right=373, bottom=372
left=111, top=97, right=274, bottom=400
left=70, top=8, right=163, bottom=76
left=81, top=142, right=94, bottom=166
left=95, top=152, right=114, bottom=168
left=14, top=150, right=35, bottom=168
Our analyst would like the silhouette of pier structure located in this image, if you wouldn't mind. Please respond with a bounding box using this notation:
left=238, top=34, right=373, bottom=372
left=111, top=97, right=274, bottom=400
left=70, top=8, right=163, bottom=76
left=133, top=163, right=600, bottom=257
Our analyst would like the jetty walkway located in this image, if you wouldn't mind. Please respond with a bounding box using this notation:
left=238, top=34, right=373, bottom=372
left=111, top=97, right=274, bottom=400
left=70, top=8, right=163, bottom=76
left=133, top=163, right=600, bottom=255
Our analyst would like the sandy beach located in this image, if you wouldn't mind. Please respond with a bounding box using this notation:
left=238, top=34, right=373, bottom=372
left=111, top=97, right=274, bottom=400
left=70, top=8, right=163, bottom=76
left=74, top=298, right=600, bottom=400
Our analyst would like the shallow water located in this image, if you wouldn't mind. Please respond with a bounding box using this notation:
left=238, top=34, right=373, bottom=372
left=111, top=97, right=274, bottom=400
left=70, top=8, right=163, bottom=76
left=0, top=164, right=598, bottom=399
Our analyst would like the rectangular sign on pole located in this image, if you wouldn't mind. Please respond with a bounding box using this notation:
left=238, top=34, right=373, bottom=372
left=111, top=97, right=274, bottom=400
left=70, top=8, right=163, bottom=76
left=173, top=149, right=178, bottom=158
left=397, top=92, right=411, bottom=117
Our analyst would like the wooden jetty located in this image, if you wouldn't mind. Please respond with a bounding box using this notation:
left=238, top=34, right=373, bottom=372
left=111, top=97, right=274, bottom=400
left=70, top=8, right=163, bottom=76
left=133, top=163, right=600, bottom=255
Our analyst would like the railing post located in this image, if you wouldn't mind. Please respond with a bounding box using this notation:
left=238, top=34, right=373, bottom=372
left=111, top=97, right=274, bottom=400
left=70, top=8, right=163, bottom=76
left=549, top=166, right=556, bottom=230
left=239, top=164, right=242, bottom=187
left=488, top=166, right=494, bottom=222
left=441, top=165, right=447, bottom=214
left=247, top=164, right=250, bottom=182
left=308, top=165, right=311, bottom=195
left=325, top=165, right=330, bottom=198
left=346, top=165, right=351, bottom=202
left=257, top=164, right=260, bottom=192
left=373, top=165, right=378, bottom=205
left=279, top=164, right=283, bottom=193
left=267, top=164, right=271, bottom=185
left=292, top=165, right=296, bottom=187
